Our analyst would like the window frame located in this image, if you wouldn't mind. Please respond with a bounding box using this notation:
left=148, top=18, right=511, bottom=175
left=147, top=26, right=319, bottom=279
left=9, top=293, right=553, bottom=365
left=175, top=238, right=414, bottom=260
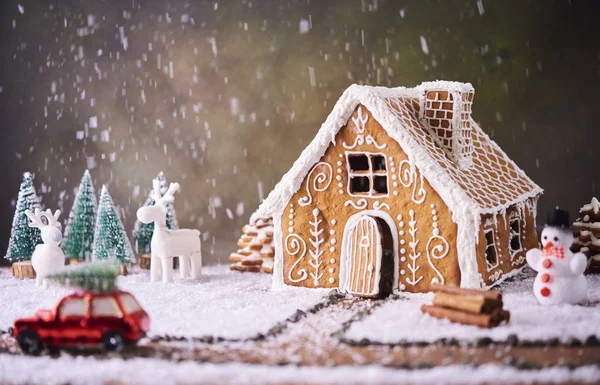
left=508, top=211, right=523, bottom=257
left=345, top=151, right=389, bottom=198
left=484, top=227, right=499, bottom=271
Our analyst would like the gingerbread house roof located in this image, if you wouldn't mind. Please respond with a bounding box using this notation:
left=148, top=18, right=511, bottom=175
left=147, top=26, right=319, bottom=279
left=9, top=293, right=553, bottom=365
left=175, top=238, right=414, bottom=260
left=251, top=81, right=542, bottom=226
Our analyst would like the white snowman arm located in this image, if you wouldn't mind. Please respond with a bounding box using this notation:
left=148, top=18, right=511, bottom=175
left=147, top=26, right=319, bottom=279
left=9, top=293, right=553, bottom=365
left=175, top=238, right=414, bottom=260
left=570, top=252, right=588, bottom=276
left=526, top=248, right=543, bottom=272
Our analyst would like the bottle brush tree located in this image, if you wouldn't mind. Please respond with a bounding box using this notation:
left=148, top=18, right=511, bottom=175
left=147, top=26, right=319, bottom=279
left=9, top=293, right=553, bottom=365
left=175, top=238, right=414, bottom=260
left=5, top=172, right=42, bottom=263
left=62, top=170, right=98, bottom=262
left=49, top=262, right=120, bottom=293
left=92, top=186, right=134, bottom=265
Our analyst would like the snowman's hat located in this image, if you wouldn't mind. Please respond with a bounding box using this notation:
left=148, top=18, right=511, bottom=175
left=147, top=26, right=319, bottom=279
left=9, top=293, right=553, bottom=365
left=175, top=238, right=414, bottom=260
left=545, top=207, right=570, bottom=229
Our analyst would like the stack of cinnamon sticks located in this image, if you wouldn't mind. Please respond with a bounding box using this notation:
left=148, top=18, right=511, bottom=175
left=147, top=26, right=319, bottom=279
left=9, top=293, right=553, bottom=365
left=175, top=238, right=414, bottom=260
left=421, top=284, right=510, bottom=328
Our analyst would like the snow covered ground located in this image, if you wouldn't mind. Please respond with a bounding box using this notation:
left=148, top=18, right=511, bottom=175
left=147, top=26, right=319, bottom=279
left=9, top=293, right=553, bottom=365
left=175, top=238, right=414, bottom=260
left=344, top=272, right=600, bottom=344
left=0, top=265, right=328, bottom=339
left=0, top=353, right=599, bottom=385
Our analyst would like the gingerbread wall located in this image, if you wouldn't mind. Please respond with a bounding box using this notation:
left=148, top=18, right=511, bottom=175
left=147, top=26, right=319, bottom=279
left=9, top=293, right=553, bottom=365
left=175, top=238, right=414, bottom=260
left=476, top=197, right=539, bottom=287
left=281, top=105, right=460, bottom=293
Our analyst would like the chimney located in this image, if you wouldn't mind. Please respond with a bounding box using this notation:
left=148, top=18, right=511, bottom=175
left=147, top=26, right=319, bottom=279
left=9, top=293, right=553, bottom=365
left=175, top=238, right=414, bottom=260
left=419, top=82, right=475, bottom=170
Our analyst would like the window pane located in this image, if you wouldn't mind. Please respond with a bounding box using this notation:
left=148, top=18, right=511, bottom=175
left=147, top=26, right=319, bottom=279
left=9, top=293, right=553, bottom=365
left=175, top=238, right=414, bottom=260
left=348, top=155, right=369, bottom=171
left=119, top=294, right=142, bottom=314
left=484, top=230, right=497, bottom=265
left=350, top=176, right=370, bottom=193
left=60, top=298, right=87, bottom=317
left=372, top=155, right=386, bottom=171
left=92, top=297, right=123, bottom=318
left=373, top=176, right=388, bottom=194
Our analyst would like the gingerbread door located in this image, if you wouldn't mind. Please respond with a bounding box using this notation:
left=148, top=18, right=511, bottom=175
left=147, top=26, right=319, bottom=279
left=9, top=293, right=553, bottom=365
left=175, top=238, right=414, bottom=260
left=342, top=215, right=384, bottom=297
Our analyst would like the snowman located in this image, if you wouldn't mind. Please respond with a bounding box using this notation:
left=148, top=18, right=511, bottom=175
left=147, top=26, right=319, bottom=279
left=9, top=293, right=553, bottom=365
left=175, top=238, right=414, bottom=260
left=526, top=208, right=588, bottom=305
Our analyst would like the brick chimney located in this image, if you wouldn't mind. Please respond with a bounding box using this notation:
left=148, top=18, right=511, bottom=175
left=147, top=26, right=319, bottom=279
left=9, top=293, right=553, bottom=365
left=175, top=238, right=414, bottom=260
left=419, top=82, right=475, bottom=170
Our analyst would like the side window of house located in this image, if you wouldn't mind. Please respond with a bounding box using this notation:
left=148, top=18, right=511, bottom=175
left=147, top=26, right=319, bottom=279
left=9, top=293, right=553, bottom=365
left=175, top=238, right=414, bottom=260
left=347, top=153, right=388, bottom=196
left=509, top=212, right=522, bottom=254
left=59, top=298, right=88, bottom=318
left=92, top=297, right=123, bottom=318
left=484, top=228, right=498, bottom=270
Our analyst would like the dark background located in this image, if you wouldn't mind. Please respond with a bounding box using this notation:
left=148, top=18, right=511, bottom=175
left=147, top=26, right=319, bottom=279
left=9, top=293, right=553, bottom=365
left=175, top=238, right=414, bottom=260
left=0, top=0, right=598, bottom=266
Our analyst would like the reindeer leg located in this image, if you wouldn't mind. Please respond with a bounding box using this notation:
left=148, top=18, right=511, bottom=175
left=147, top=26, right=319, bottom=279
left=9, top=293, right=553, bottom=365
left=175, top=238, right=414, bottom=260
left=190, top=252, right=202, bottom=279
left=161, top=257, right=174, bottom=284
left=35, top=275, right=43, bottom=287
left=150, top=254, right=161, bottom=282
left=179, top=255, right=189, bottom=278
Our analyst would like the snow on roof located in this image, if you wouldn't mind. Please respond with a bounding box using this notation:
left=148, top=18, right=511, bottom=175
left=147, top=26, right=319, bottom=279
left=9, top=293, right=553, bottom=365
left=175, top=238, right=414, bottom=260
left=251, top=81, right=542, bottom=225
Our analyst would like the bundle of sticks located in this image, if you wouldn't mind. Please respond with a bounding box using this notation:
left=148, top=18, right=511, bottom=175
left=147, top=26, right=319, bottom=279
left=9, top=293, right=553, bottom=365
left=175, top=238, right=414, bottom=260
left=421, top=284, right=510, bottom=328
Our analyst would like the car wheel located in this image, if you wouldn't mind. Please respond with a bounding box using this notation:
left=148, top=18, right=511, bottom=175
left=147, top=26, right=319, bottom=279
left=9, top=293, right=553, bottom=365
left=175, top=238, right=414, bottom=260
left=102, top=331, right=125, bottom=352
left=17, top=330, right=42, bottom=355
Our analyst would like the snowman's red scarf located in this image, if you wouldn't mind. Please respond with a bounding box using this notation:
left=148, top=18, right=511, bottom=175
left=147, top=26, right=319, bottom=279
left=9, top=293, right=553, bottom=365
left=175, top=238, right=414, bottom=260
left=543, top=245, right=565, bottom=259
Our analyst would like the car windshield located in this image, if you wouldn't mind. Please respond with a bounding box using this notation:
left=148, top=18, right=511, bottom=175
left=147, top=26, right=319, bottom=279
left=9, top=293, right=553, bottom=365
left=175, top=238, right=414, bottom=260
left=91, top=297, right=123, bottom=318
left=119, top=293, right=142, bottom=314
left=59, top=298, right=87, bottom=317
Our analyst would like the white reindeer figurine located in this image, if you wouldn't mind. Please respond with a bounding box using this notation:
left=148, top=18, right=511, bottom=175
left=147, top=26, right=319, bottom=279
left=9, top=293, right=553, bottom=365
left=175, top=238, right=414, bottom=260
left=136, top=179, right=202, bottom=283
left=25, top=208, right=66, bottom=288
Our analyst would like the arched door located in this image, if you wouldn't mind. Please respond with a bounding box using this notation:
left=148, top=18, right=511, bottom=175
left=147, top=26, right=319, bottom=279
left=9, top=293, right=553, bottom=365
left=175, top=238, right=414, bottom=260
left=342, top=215, right=383, bottom=297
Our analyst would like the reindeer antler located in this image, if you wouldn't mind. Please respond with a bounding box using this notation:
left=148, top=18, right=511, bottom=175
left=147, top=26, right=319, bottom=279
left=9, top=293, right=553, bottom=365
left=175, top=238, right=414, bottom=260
left=25, top=208, right=62, bottom=229
left=152, top=179, right=180, bottom=205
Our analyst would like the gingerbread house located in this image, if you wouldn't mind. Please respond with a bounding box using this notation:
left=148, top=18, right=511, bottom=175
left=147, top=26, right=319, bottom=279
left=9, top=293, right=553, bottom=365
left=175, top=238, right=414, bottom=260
left=249, top=81, right=542, bottom=297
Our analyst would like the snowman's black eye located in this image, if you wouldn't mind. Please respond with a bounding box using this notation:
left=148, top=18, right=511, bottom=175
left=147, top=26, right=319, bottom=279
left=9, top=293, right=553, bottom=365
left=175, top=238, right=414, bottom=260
left=553, top=237, right=559, bottom=242
left=543, top=236, right=547, bottom=240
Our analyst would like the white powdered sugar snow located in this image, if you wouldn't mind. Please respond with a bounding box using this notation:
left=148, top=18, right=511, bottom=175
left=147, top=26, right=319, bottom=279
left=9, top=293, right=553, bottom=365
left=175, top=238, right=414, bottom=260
left=343, top=271, right=600, bottom=344
left=0, top=354, right=599, bottom=385
left=0, top=265, right=327, bottom=339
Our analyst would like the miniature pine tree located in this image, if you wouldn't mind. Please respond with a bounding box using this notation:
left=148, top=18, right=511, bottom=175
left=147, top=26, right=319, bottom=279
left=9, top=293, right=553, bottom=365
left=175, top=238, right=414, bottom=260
left=92, top=186, right=134, bottom=264
left=132, top=172, right=179, bottom=254
left=62, top=170, right=98, bottom=261
left=49, top=262, right=120, bottom=293
left=5, top=172, right=43, bottom=263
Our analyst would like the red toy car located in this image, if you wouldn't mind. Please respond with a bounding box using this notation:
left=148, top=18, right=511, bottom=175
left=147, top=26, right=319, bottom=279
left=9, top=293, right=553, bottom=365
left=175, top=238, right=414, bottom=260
left=9, top=290, right=150, bottom=355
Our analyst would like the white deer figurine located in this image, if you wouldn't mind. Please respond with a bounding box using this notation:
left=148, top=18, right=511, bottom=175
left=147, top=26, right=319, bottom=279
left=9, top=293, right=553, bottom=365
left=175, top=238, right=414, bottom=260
left=25, top=208, right=66, bottom=288
left=136, top=179, right=202, bottom=283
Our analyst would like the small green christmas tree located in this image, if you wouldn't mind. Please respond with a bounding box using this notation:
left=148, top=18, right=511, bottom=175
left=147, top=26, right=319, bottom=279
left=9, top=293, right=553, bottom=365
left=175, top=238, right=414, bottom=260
left=49, top=262, right=120, bottom=293
left=92, top=186, right=134, bottom=264
left=132, top=172, right=179, bottom=254
left=5, top=172, right=42, bottom=263
left=62, top=170, right=98, bottom=261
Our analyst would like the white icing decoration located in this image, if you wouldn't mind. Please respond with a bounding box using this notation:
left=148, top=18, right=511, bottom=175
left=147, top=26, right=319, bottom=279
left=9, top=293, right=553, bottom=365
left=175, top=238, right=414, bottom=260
left=298, top=162, right=333, bottom=207
left=344, top=199, right=368, bottom=210
left=330, top=247, right=335, bottom=252
left=329, top=267, right=335, bottom=273
left=329, top=277, right=335, bottom=284
left=406, top=210, right=423, bottom=286
left=308, top=208, right=324, bottom=286
left=285, top=233, right=307, bottom=283
left=331, top=219, right=337, bottom=225
left=330, top=238, right=336, bottom=245
left=393, top=191, right=399, bottom=196
left=288, top=227, right=294, bottom=233
left=373, top=201, right=391, bottom=211
left=330, top=258, right=336, bottom=263
left=337, top=161, right=343, bottom=166
left=345, top=151, right=389, bottom=198
left=330, top=230, right=335, bottom=235
left=398, top=159, right=426, bottom=204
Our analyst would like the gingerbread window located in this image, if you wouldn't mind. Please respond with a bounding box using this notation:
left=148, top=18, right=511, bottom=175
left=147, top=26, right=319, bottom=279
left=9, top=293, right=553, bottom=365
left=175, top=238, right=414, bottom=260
left=509, top=211, right=522, bottom=255
left=484, top=227, right=498, bottom=271
left=346, top=152, right=388, bottom=197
